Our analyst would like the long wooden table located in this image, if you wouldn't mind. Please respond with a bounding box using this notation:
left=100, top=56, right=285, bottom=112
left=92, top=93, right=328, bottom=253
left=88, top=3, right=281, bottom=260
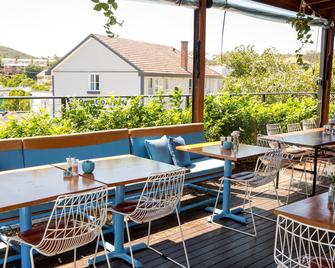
left=274, top=192, right=335, bottom=231
left=177, top=142, right=270, bottom=224
left=269, top=128, right=335, bottom=195
left=53, top=154, right=179, bottom=267
left=0, top=165, right=104, bottom=268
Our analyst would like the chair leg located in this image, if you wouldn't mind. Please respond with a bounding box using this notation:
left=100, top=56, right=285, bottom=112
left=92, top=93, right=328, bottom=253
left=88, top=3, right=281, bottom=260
left=272, top=180, right=281, bottom=207
left=246, top=186, right=257, bottom=237
left=286, top=166, right=294, bottom=204
left=210, top=178, right=223, bottom=222
left=176, top=212, right=190, bottom=268
left=125, top=219, right=135, bottom=268
left=30, top=247, right=35, bottom=268
left=147, top=221, right=152, bottom=246
left=73, top=248, right=76, bottom=268
left=3, top=242, right=10, bottom=268
left=99, top=230, right=111, bottom=268
left=92, top=232, right=101, bottom=268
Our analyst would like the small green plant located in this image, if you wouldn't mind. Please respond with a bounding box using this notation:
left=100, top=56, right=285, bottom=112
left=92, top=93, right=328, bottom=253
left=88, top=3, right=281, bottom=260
left=91, top=0, right=123, bottom=37
left=288, top=13, right=314, bottom=66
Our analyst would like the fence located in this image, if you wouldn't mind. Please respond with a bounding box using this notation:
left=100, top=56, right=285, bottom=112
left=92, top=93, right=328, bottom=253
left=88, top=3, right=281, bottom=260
left=0, top=91, right=329, bottom=115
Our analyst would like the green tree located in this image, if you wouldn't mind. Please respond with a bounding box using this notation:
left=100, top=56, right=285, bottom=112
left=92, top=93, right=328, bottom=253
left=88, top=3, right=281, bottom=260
left=1, top=89, right=30, bottom=111
left=24, top=64, right=44, bottom=80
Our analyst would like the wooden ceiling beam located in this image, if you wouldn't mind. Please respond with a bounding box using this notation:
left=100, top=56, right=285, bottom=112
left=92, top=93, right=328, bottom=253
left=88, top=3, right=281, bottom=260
left=306, top=0, right=331, bottom=5
left=313, top=2, right=335, bottom=11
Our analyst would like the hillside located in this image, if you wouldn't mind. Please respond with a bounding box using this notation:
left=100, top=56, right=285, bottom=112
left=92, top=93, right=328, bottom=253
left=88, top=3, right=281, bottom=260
left=0, top=46, right=33, bottom=58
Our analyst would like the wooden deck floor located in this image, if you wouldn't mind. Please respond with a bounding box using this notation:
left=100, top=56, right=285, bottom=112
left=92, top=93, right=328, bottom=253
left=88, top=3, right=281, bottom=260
left=3, top=169, right=326, bottom=268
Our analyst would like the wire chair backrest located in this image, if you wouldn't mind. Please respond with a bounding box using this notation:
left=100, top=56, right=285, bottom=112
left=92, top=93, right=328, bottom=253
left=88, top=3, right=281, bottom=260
left=266, top=123, right=282, bottom=136
left=36, top=186, right=108, bottom=256
left=274, top=214, right=335, bottom=268
left=256, top=134, right=270, bottom=148
left=287, top=123, right=302, bottom=133
left=128, top=169, right=186, bottom=224
left=302, top=119, right=317, bottom=131
left=248, top=149, right=283, bottom=187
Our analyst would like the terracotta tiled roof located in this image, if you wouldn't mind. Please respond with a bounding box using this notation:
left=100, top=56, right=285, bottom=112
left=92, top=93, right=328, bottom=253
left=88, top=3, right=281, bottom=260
left=93, top=34, right=221, bottom=78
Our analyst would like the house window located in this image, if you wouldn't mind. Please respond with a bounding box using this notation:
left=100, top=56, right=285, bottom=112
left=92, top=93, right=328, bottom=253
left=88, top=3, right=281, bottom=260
left=188, top=79, right=192, bottom=94
left=148, top=78, right=153, bottom=95
left=164, top=79, right=169, bottom=92
left=154, top=79, right=159, bottom=93
left=90, top=74, right=99, bottom=91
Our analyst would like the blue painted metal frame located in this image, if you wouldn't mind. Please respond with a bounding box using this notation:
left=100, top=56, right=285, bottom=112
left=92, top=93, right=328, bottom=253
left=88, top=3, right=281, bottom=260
left=207, top=160, right=247, bottom=224
left=19, top=207, right=32, bottom=268
left=88, top=185, right=143, bottom=267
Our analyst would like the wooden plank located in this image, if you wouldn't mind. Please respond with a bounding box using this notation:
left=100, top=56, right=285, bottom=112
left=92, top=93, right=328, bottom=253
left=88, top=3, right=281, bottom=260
left=53, top=154, right=179, bottom=187
left=274, top=192, right=335, bottom=230
left=0, top=165, right=103, bottom=212
left=177, top=142, right=270, bottom=161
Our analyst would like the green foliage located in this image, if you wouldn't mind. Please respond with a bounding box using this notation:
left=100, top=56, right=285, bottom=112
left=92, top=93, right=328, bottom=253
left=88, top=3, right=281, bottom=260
left=204, top=93, right=317, bottom=143
left=0, top=74, right=35, bottom=87
left=1, top=89, right=30, bottom=111
left=24, top=64, right=44, bottom=80
left=288, top=13, right=314, bottom=66
left=91, top=0, right=123, bottom=37
left=31, top=82, right=51, bottom=91
left=216, top=46, right=317, bottom=94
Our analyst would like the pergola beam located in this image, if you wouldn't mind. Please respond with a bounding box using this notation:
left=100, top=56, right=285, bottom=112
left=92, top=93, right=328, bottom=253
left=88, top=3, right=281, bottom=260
left=318, top=25, right=334, bottom=125
left=192, top=0, right=206, bottom=123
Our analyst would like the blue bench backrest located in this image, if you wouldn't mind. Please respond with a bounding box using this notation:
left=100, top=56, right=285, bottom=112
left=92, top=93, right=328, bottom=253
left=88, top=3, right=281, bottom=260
left=129, top=123, right=205, bottom=160
left=0, top=139, right=24, bottom=171
left=22, top=129, right=130, bottom=167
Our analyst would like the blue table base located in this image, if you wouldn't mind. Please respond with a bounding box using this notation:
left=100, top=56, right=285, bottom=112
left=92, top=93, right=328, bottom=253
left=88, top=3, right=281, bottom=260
left=206, top=207, right=247, bottom=224
left=207, top=159, right=248, bottom=225
left=88, top=242, right=147, bottom=267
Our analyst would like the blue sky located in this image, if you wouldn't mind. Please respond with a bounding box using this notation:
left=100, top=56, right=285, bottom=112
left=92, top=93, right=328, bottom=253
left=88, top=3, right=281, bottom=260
left=0, top=0, right=321, bottom=58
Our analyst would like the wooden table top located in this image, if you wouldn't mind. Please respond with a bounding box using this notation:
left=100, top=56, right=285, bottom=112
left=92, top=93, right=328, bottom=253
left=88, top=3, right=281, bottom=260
left=177, top=142, right=270, bottom=161
left=53, top=154, right=179, bottom=187
left=270, top=128, right=335, bottom=148
left=274, top=193, right=335, bottom=231
left=0, top=165, right=104, bottom=213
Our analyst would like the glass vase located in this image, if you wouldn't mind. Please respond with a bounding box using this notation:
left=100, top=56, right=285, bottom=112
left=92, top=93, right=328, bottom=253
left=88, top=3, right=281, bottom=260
left=328, top=184, right=335, bottom=210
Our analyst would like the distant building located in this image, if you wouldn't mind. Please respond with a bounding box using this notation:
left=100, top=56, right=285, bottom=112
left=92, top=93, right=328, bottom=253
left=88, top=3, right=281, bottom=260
left=36, top=69, right=51, bottom=84
left=50, top=34, right=223, bottom=97
left=0, top=58, right=51, bottom=75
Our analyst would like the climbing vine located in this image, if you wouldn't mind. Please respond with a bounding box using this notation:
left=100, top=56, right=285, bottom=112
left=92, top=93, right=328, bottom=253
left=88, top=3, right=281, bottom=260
left=288, top=12, right=314, bottom=66
left=91, top=0, right=123, bottom=37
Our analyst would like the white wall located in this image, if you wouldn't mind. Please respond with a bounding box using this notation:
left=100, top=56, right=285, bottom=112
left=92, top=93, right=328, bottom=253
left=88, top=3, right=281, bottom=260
left=52, top=37, right=141, bottom=96
left=144, top=76, right=222, bottom=95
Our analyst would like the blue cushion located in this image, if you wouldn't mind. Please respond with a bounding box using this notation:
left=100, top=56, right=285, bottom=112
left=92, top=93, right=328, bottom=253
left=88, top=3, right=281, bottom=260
left=130, top=131, right=205, bottom=160
left=144, top=136, right=173, bottom=164
left=168, top=136, right=192, bottom=167
left=186, top=157, right=226, bottom=179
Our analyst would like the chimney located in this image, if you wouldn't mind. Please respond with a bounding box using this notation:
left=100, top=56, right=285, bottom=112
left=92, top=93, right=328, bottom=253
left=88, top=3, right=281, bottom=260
left=180, top=41, right=188, bottom=70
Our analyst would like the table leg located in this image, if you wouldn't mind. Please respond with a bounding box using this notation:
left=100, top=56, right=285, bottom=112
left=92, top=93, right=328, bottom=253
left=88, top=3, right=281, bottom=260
left=19, top=207, right=32, bottom=268
left=88, top=185, right=142, bottom=267
left=312, top=148, right=318, bottom=196
left=207, top=160, right=247, bottom=224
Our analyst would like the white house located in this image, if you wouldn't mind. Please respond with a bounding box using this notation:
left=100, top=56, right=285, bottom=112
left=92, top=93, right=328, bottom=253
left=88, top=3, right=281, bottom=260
left=50, top=34, right=223, bottom=97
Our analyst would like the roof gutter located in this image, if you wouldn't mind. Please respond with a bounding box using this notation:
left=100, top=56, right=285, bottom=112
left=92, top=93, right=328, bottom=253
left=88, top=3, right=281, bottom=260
left=129, top=0, right=328, bottom=27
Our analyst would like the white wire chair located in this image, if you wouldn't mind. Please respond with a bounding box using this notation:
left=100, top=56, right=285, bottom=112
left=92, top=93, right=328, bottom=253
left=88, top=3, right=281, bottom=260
left=109, top=169, right=189, bottom=268
left=302, top=119, right=317, bottom=130
left=287, top=123, right=302, bottom=133
left=274, top=214, right=335, bottom=268
left=3, top=186, right=111, bottom=268
left=266, top=123, right=282, bottom=136
left=210, top=148, right=283, bottom=237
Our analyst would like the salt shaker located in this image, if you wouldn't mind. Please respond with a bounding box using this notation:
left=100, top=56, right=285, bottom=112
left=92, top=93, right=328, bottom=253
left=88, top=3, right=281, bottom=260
left=72, top=158, right=79, bottom=176
left=66, top=157, right=72, bottom=173
left=220, top=136, right=225, bottom=147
